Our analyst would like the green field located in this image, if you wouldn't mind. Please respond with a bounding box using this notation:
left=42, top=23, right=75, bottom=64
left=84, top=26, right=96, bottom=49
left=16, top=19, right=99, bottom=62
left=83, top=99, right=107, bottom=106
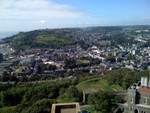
left=35, top=35, right=74, bottom=45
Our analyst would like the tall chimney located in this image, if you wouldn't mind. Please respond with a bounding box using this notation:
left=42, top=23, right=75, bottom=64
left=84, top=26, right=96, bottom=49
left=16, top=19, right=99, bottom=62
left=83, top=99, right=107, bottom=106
left=141, top=77, right=144, bottom=86
left=141, top=77, right=148, bottom=87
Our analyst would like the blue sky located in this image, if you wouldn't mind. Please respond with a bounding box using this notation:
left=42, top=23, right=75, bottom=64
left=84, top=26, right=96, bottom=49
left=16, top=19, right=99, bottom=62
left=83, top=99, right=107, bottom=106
left=0, top=0, right=150, bottom=31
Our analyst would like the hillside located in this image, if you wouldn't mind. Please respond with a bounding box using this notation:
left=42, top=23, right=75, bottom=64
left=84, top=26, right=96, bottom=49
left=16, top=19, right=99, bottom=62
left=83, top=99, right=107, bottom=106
left=2, top=29, right=77, bottom=50
left=1, top=26, right=124, bottom=50
left=76, top=78, right=124, bottom=92
left=2, top=25, right=150, bottom=51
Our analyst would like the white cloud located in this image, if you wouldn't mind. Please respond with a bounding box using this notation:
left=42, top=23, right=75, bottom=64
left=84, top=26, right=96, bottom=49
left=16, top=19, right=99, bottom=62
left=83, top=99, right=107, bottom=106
left=0, top=0, right=85, bottom=20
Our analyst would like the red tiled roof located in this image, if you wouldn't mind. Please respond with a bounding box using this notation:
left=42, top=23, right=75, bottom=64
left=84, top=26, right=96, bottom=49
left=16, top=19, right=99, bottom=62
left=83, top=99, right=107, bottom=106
left=137, top=87, right=150, bottom=94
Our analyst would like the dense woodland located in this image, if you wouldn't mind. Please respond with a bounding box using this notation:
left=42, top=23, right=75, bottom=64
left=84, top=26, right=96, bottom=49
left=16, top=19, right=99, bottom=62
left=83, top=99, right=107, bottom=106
left=0, top=68, right=149, bottom=113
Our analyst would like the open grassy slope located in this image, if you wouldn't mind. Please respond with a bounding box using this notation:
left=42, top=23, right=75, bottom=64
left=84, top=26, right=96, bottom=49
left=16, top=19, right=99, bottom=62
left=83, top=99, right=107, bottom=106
left=76, top=77, right=124, bottom=92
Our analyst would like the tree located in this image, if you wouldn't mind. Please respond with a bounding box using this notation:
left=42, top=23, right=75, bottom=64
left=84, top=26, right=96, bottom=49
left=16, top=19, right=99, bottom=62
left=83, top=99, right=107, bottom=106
left=105, top=56, right=116, bottom=63
left=88, top=91, right=111, bottom=113
left=47, top=64, right=57, bottom=71
left=19, top=75, right=28, bottom=82
left=64, top=58, right=76, bottom=69
left=123, top=73, right=134, bottom=89
left=2, top=71, right=10, bottom=82
left=9, top=75, right=19, bottom=82
left=106, top=68, right=133, bottom=87
left=59, top=86, right=82, bottom=102
left=34, top=65, right=42, bottom=74
left=2, top=87, right=25, bottom=106
left=126, top=53, right=135, bottom=60
left=0, top=53, right=3, bottom=62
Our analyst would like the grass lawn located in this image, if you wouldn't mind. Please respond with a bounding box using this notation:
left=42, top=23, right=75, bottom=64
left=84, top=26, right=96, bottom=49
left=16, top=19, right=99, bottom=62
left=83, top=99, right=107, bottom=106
left=76, top=77, right=124, bottom=92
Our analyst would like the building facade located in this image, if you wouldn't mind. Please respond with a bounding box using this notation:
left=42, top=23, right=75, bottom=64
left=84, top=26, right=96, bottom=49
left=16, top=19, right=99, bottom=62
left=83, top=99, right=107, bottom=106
left=119, top=77, right=150, bottom=113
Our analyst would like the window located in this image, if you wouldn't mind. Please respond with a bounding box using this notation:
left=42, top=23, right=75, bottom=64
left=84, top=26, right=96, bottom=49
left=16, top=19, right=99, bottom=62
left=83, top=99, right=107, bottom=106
left=130, top=106, right=133, bottom=111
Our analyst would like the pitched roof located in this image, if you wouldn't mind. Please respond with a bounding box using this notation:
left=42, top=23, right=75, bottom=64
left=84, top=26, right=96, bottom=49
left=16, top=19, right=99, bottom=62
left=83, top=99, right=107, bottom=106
left=137, top=87, right=150, bottom=94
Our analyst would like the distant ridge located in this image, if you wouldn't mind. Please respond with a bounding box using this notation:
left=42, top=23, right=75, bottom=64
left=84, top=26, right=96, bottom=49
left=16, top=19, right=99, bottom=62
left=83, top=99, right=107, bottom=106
left=2, top=25, right=150, bottom=50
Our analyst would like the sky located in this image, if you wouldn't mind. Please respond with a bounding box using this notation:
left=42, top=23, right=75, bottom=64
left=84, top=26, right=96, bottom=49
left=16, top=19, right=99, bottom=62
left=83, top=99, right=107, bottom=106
left=0, top=0, right=150, bottom=31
